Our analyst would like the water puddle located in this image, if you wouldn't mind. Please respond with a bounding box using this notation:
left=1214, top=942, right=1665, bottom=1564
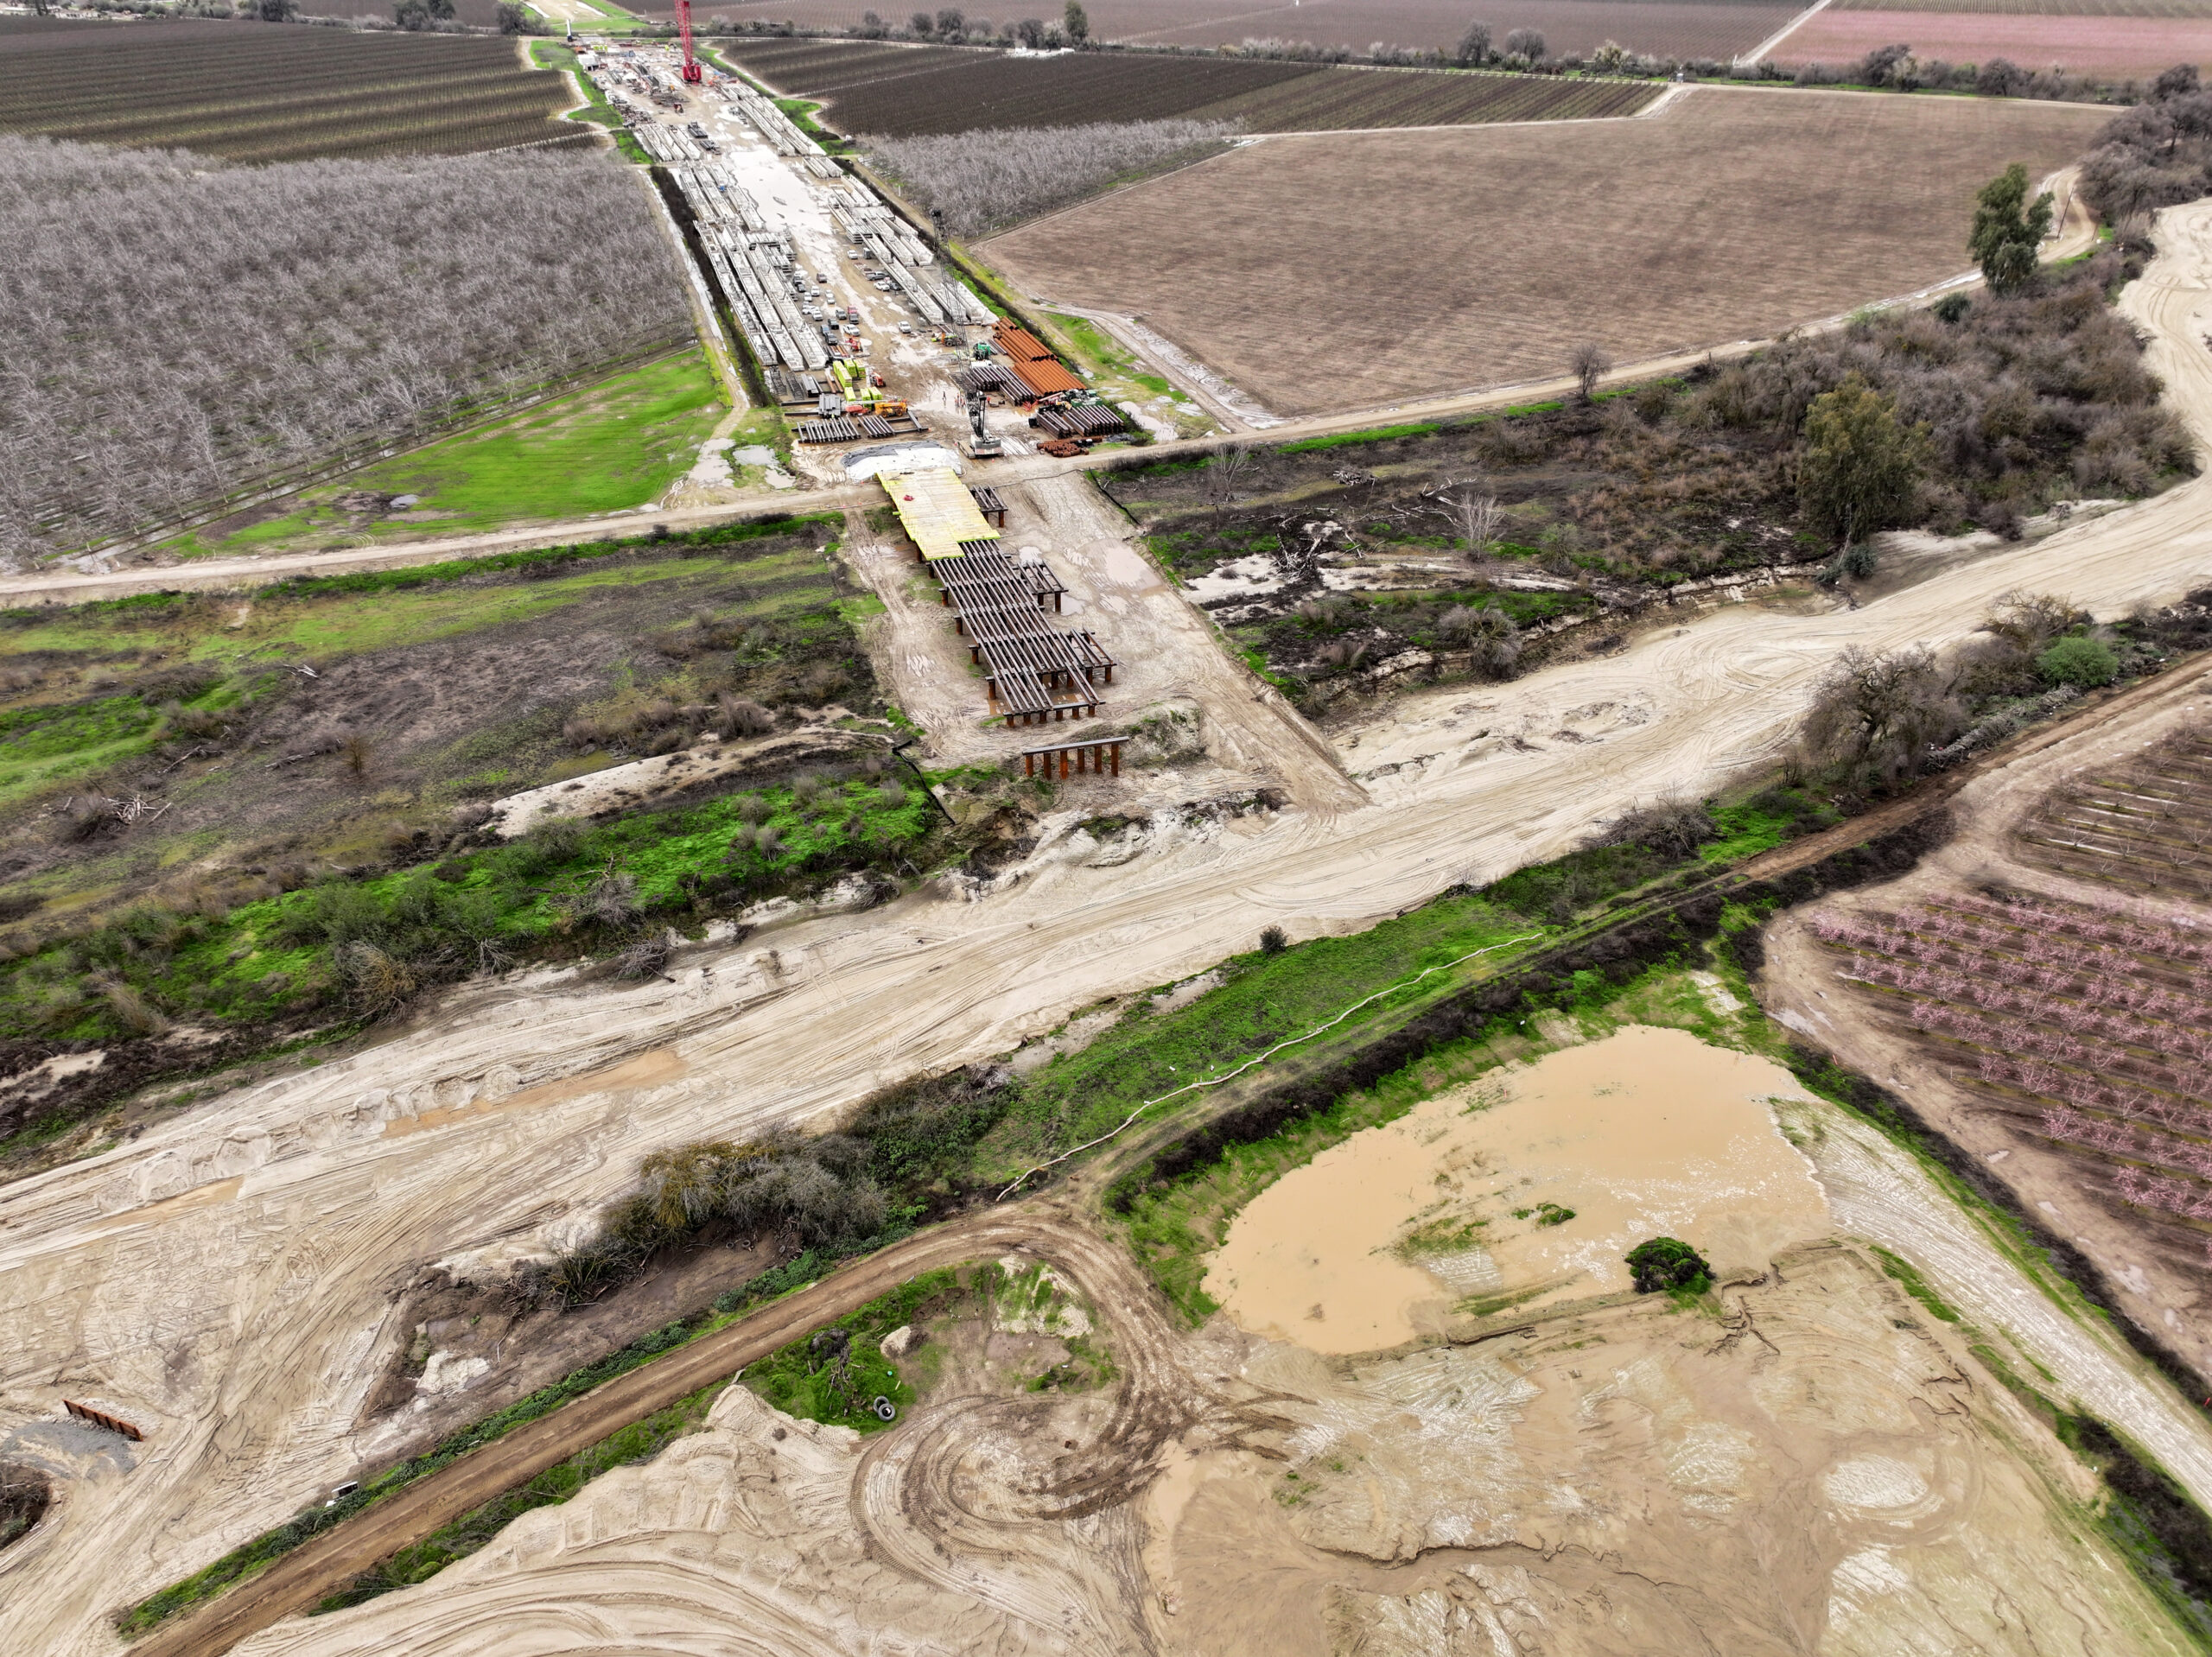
left=1205, top=1025, right=1831, bottom=1354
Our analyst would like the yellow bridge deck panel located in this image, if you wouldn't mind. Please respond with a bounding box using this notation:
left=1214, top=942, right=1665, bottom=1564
left=881, top=469, right=998, bottom=562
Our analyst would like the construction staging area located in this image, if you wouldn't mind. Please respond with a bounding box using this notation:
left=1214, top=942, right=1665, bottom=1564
left=581, top=43, right=1125, bottom=457
left=880, top=468, right=1116, bottom=726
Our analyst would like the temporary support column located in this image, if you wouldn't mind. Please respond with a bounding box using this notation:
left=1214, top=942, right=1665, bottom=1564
left=1020, top=737, right=1124, bottom=778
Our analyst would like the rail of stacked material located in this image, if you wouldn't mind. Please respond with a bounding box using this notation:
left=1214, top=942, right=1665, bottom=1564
left=864, top=232, right=899, bottom=269
left=896, top=234, right=933, bottom=265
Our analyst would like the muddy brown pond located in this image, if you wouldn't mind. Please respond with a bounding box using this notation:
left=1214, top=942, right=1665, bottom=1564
left=1205, top=1025, right=1833, bottom=1354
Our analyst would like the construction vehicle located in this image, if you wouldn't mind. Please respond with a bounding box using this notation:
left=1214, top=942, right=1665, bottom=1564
left=674, top=0, right=703, bottom=82
left=873, top=398, right=907, bottom=418
left=966, top=390, right=1001, bottom=460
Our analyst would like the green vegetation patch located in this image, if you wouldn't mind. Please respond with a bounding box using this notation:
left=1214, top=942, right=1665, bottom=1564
left=981, top=895, right=1542, bottom=1181
left=0, top=692, right=168, bottom=809
left=161, top=353, right=724, bottom=559
left=1870, top=1244, right=1963, bottom=1324
left=2, top=771, right=935, bottom=1045
left=742, top=1269, right=953, bottom=1432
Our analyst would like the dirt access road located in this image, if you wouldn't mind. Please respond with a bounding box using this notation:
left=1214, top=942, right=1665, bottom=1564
left=128, top=1210, right=1186, bottom=1657
left=3, top=200, right=2210, bottom=1657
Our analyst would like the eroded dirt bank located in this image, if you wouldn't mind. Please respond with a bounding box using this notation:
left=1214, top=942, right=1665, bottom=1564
left=11, top=201, right=2212, bottom=1652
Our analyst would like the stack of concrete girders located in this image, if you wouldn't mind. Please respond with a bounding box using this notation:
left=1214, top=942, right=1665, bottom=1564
left=937, top=277, right=995, bottom=326
left=691, top=219, right=822, bottom=370
left=732, top=92, right=823, bottom=156
left=887, top=263, right=946, bottom=325
left=637, top=124, right=706, bottom=162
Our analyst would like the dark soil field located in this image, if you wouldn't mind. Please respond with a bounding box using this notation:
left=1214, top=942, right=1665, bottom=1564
left=1114, top=0, right=1800, bottom=57
left=1777, top=8, right=2212, bottom=72
left=695, top=0, right=1796, bottom=60
left=730, top=38, right=1322, bottom=132
left=985, top=86, right=2107, bottom=415
left=730, top=36, right=1659, bottom=132
left=1200, top=61, right=1661, bottom=124
left=0, top=18, right=580, bottom=162
left=296, top=0, right=515, bottom=25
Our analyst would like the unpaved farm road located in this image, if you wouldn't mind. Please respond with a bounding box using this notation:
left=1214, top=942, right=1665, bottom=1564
left=6, top=201, right=2212, bottom=1655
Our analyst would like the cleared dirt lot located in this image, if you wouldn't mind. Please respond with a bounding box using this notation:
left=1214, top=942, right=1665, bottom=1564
left=983, top=86, right=2107, bottom=416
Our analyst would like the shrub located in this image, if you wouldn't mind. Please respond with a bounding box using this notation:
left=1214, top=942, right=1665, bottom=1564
left=1259, top=924, right=1287, bottom=955
left=2037, top=634, right=2118, bottom=688
left=1626, top=1236, right=1709, bottom=1292
left=1598, top=797, right=1715, bottom=859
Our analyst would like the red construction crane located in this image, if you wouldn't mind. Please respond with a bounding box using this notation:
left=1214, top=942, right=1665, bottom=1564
left=675, top=0, right=702, bottom=83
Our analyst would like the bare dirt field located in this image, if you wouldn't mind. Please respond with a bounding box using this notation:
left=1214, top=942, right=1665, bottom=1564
left=982, top=86, right=2107, bottom=417
left=10, top=194, right=2212, bottom=1656
left=1777, top=8, right=2212, bottom=72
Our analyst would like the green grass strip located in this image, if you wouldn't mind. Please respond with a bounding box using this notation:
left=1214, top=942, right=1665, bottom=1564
left=995, top=928, right=1541, bottom=1198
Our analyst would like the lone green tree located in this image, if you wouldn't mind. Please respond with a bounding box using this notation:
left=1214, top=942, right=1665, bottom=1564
left=1626, top=1237, right=1709, bottom=1293
left=1798, top=374, right=1928, bottom=549
left=1064, top=0, right=1089, bottom=41
left=1969, top=162, right=2053, bottom=295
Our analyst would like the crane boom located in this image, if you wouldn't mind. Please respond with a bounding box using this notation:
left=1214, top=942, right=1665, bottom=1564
left=676, top=0, right=702, bottom=82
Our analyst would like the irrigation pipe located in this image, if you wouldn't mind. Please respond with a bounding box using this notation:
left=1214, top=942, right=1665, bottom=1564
left=995, top=932, right=1543, bottom=1200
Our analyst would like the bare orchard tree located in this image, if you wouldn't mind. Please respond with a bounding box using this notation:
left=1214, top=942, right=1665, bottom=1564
left=1570, top=341, right=1612, bottom=402
left=1437, top=479, right=1502, bottom=561
left=866, top=118, right=1238, bottom=239
left=0, top=138, right=690, bottom=564
left=1203, top=442, right=1256, bottom=518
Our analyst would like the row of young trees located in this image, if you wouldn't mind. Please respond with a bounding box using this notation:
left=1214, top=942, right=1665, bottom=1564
left=1813, top=892, right=2212, bottom=1237
left=864, top=117, right=1236, bottom=239
left=849, top=0, right=1087, bottom=48
left=0, top=139, right=690, bottom=564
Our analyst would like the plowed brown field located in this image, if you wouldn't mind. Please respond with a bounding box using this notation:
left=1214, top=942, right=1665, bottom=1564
left=983, top=85, right=2106, bottom=416
left=685, top=0, right=1797, bottom=60
left=1776, top=8, right=2212, bottom=72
